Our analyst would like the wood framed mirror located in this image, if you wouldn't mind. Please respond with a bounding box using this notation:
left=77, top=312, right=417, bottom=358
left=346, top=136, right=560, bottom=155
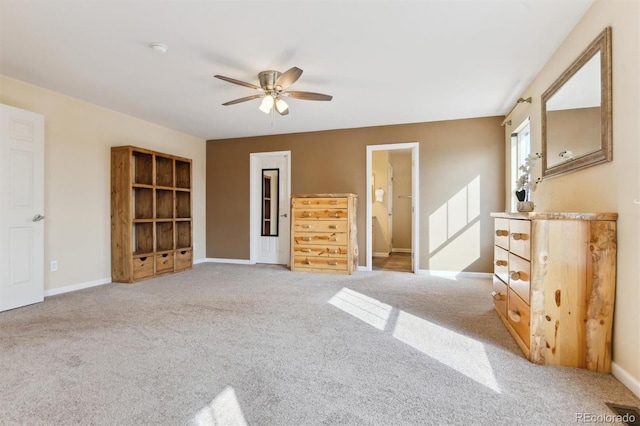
left=541, top=27, right=612, bottom=178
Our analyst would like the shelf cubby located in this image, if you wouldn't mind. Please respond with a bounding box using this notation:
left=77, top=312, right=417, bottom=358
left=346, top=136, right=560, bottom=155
left=156, top=222, right=174, bottom=252
left=156, top=155, right=173, bottom=187
left=176, top=160, right=191, bottom=189
left=133, top=188, right=153, bottom=219
left=176, top=191, right=191, bottom=218
left=176, top=221, right=192, bottom=249
left=132, top=151, right=153, bottom=185
left=133, top=223, right=153, bottom=255
left=156, top=189, right=173, bottom=219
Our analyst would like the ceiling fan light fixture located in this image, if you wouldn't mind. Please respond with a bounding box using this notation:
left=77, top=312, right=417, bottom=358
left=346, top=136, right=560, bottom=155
left=259, top=96, right=274, bottom=113
left=275, top=98, right=289, bottom=114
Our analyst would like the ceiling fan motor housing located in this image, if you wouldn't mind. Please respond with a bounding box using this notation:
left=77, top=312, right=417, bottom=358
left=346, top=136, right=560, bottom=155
left=259, top=70, right=282, bottom=91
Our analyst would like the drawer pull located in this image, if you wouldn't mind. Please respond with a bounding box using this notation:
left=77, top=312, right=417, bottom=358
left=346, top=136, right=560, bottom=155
left=301, top=212, right=311, bottom=218
left=511, top=232, right=528, bottom=241
left=328, top=225, right=337, bottom=229
left=180, top=250, right=187, bottom=255
left=329, top=237, right=337, bottom=242
left=162, top=253, right=168, bottom=258
left=301, top=248, right=311, bottom=253
left=495, top=260, right=507, bottom=267
left=302, top=224, right=311, bottom=229
left=329, top=249, right=338, bottom=254
left=510, top=271, right=527, bottom=281
left=327, top=261, right=338, bottom=266
left=495, top=230, right=509, bottom=237
left=508, top=309, right=521, bottom=323
left=491, top=291, right=502, bottom=301
left=329, top=212, right=339, bottom=218
left=301, top=237, right=312, bottom=242
left=302, top=200, right=311, bottom=205
left=329, top=200, right=338, bottom=205
left=139, top=256, right=147, bottom=262
left=301, top=260, right=310, bottom=265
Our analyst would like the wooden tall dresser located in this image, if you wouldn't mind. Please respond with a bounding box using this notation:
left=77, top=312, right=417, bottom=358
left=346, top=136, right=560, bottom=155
left=490, top=212, right=617, bottom=372
left=290, top=194, right=358, bottom=274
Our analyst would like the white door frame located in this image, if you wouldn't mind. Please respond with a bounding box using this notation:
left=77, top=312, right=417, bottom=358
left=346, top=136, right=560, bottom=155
left=366, top=142, right=419, bottom=272
left=249, top=151, right=292, bottom=265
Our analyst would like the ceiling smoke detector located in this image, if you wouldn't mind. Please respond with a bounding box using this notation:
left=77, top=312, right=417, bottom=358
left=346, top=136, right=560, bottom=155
left=149, top=42, right=168, bottom=54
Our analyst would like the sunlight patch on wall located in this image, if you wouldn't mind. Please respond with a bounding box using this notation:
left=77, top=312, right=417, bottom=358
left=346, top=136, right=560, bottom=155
left=392, top=311, right=500, bottom=393
left=429, top=221, right=480, bottom=272
left=188, top=386, right=248, bottom=426
left=428, top=176, right=481, bottom=272
left=328, top=287, right=392, bottom=330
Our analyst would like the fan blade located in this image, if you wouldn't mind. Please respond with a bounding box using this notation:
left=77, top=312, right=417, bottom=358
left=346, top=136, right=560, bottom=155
left=214, top=75, right=262, bottom=90
left=274, top=67, right=303, bottom=91
left=284, top=91, right=333, bottom=101
left=222, top=94, right=265, bottom=106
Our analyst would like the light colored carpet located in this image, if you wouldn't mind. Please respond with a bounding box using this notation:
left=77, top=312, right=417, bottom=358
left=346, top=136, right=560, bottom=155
left=0, top=263, right=638, bottom=425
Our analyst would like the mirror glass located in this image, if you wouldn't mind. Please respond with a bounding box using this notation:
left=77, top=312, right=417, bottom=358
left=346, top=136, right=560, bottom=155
left=261, top=168, right=279, bottom=236
left=542, top=27, right=611, bottom=178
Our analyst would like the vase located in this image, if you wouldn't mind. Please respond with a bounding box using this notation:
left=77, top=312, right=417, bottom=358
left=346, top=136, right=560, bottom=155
left=517, top=201, right=535, bottom=212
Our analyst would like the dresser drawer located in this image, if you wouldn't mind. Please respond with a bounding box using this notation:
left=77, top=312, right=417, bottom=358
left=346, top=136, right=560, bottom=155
left=492, top=276, right=508, bottom=317
left=293, top=209, right=347, bottom=220
left=155, top=252, right=174, bottom=274
left=293, top=245, right=347, bottom=257
left=133, top=255, right=154, bottom=280
left=509, top=219, right=531, bottom=260
left=293, top=220, right=348, bottom=233
left=293, top=255, right=347, bottom=271
left=494, top=218, right=510, bottom=249
left=494, top=246, right=509, bottom=284
left=508, top=290, right=531, bottom=349
left=508, top=253, right=531, bottom=304
left=293, top=232, right=347, bottom=245
left=292, top=197, right=347, bottom=209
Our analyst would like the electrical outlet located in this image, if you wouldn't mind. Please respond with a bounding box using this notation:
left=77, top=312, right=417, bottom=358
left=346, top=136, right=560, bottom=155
left=50, top=261, right=58, bottom=272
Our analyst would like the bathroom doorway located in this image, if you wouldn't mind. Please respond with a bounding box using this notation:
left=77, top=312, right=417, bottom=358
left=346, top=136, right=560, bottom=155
left=366, top=143, right=419, bottom=272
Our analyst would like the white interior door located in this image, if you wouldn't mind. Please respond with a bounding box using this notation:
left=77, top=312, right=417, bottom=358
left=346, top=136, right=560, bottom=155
left=0, top=104, right=45, bottom=312
left=250, top=151, right=291, bottom=265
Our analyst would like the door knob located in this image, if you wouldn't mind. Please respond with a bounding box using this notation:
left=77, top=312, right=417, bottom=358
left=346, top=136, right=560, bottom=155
left=33, top=214, right=45, bottom=222
left=280, top=213, right=287, bottom=218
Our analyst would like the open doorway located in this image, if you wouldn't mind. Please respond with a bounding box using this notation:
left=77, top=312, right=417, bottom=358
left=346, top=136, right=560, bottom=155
left=365, top=143, right=419, bottom=272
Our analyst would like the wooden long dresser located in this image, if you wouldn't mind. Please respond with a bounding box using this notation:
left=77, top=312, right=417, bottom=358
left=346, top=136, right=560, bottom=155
left=291, top=193, right=358, bottom=274
left=490, top=212, right=617, bottom=372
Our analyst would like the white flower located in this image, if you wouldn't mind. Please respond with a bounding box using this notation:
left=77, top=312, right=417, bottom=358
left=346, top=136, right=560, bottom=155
left=515, top=152, right=542, bottom=191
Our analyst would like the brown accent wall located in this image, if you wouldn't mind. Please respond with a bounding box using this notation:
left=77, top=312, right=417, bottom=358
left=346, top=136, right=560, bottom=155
left=207, top=116, right=504, bottom=272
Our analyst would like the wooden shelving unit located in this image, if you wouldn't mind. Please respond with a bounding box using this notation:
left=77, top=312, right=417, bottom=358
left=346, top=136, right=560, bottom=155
left=111, top=146, right=193, bottom=283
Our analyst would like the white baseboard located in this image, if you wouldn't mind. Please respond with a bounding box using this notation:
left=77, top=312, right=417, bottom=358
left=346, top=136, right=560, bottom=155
left=391, top=248, right=412, bottom=253
left=200, top=258, right=255, bottom=265
left=372, top=252, right=389, bottom=258
left=44, top=277, right=111, bottom=297
left=417, top=269, right=492, bottom=279
left=612, top=362, right=640, bottom=399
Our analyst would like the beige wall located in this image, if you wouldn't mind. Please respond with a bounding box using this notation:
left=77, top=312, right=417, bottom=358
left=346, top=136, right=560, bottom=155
left=503, top=0, right=640, bottom=393
left=0, top=75, right=207, bottom=291
left=207, top=116, right=504, bottom=273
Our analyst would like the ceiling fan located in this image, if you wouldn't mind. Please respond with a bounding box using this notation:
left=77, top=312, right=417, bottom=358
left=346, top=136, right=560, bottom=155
left=214, top=67, right=332, bottom=116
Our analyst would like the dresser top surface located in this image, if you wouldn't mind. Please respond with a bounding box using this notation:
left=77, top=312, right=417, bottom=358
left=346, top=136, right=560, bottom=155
left=491, top=212, right=618, bottom=221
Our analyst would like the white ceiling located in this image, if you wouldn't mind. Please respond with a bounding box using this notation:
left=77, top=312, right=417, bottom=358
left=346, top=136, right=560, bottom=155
left=0, top=0, right=594, bottom=140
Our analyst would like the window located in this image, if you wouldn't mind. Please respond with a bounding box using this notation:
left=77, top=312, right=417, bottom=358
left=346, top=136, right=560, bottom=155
left=510, top=118, right=530, bottom=212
